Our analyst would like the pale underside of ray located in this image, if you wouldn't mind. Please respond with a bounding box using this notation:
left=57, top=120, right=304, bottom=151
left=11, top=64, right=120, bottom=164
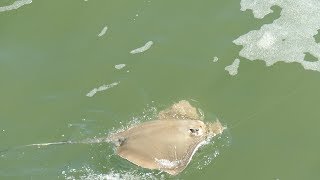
left=108, top=100, right=223, bottom=175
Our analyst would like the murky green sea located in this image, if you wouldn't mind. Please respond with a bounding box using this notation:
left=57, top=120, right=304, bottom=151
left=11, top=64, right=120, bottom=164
left=1, top=0, right=320, bottom=179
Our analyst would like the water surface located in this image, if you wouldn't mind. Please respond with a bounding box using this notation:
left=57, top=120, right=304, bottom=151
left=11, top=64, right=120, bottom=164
left=1, top=0, right=320, bottom=179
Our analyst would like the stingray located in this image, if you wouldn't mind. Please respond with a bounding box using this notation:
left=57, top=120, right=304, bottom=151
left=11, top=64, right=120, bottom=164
left=108, top=100, right=225, bottom=175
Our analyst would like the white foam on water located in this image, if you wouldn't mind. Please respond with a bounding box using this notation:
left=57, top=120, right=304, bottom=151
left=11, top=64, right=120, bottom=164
left=225, top=58, right=240, bottom=76
left=257, top=31, right=276, bottom=49
left=0, top=0, right=32, bottom=12
left=86, top=81, right=120, bottom=97
left=130, top=41, right=153, bottom=54
left=234, top=0, right=320, bottom=72
left=212, top=56, right=219, bottom=62
left=98, top=25, right=108, bottom=37
left=114, top=64, right=126, bottom=70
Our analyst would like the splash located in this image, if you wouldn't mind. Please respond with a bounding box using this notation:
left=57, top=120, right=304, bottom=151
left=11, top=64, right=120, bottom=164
left=62, top=166, right=163, bottom=180
left=130, top=41, right=154, bottom=54
left=86, top=81, right=120, bottom=97
left=132, top=0, right=153, bottom=22
left=193, top=132, right=231, bottom=171
left=107, top=103, right=158, bottom=138
left=234, top=0, right=320, bottom=72
left=225, top=59, right=240, bottom=76
left=0, top=0, right=32, bottom=12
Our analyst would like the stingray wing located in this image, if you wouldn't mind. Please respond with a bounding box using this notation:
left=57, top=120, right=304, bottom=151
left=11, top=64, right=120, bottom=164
left=112, top=120, right=206, bottom=175
left=158, top=100, right=201, bottom=120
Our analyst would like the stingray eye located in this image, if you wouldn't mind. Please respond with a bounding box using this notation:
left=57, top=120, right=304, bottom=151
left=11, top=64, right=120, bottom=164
left=189, top=128, right=199, bottom=134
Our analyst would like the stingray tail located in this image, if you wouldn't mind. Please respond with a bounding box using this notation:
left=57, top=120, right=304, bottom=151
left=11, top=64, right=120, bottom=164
left=0, top=138, right=109, bottom=156
left=0, top=140, right=76, bottom=155
left=23, top=140, right=75, bottom=147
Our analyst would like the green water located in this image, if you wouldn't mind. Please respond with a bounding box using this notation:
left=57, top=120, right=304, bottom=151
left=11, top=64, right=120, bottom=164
left=1, top=0, right=320, bottom=179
